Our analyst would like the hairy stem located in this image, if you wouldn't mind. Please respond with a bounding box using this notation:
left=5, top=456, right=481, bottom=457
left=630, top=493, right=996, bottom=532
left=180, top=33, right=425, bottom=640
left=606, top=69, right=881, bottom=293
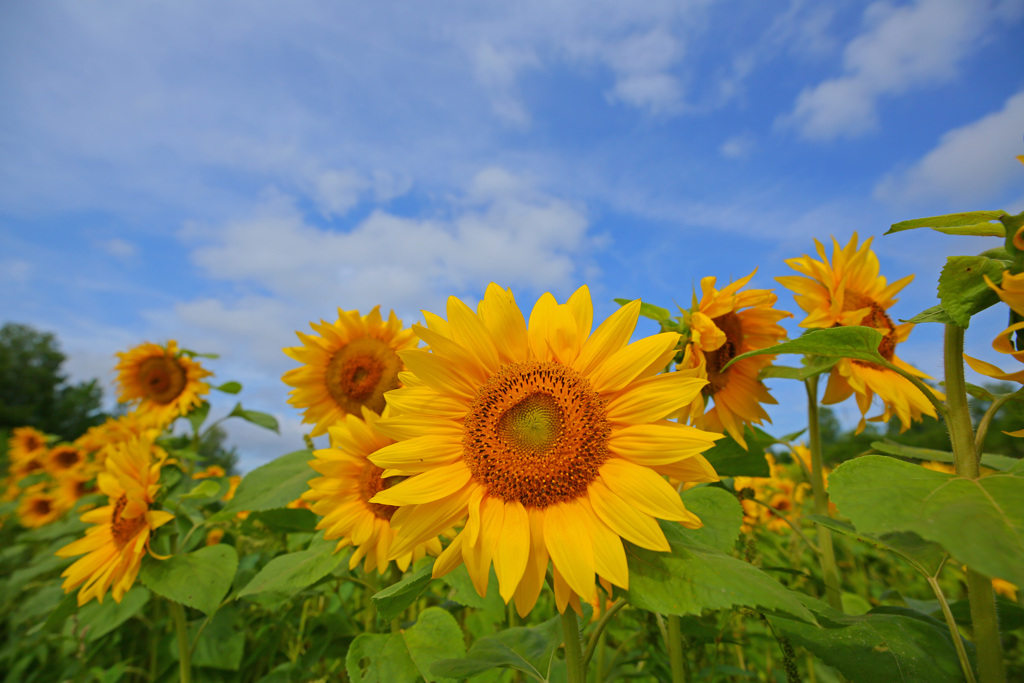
left=170, top=601, right=192, bottom=683
left=805, top=375, right=843, bottom=611
left=667, top=615, right=687, bottom=683
left=561, top=609, right=586, bottom=683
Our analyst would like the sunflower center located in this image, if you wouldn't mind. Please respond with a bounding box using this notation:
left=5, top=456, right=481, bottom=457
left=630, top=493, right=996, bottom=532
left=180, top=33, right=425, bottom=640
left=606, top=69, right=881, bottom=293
left=358, top=462, right=399, bottom=521
left=31, top=497, right=52, bottom=516
left=703, top=312, right=743, bottom=396
left=111, top=494, right=147, bottom=548
left=843, top=292, right=897, bottom=363
left=326, top=337, right=402, bottom=415
left=53, top=447, right=81, bottom=469
left=137, top=355, right=188, bottom=405
left=463, top=361, right=610, bottom=509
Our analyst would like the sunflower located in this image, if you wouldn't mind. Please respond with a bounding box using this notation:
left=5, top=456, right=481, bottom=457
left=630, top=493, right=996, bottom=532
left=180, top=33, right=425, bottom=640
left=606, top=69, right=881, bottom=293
left=56, top=435, right=174, bottom=605
left=193, top=464, right=226, bottom=479
left=303, top=407, right=443, bottom=573
left=75, top=411, right=166, bottom=469
left=368, top=284, right=721, bottom=616
left=678, top=271, right=791, bottom=446
left=734, top=452, right=810, bottom=534
left=46, top=444, right=85, bottom=476
left=17, top=484, right=64, bottom=528
left=57, top=467, right=98, bottom=509
left=777, top=234, right=940, bottom=432
left=9, top=426, right=49, bottom=461
left=115, top=340, right=211, bottom=428
left=283, top=307, right=418, bottom=437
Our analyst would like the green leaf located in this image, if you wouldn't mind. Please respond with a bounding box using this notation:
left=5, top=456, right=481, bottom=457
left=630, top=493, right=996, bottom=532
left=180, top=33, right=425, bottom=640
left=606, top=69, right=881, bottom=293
left=189, top=605, right=245, bottom=670
left=140, top=545, right=238, bottom=615
left=759, top=357, right=839, bottom=381
left=726, top=326, right=886, bottom=371
left=829, top=455, right=1024, bottom=587
left=215, top=381, right=242, bottom=394
left=180, top=349, right=220, bottom=359
left=431, top=614, right=562, bottom=681
left=900, top=303, right=956, bottom=325
left=372, top=560, right=435, bottom=622
left=216, top=450, right=314, bottom=518
left=937, top=255, right=1008, bottom=328
left=237, top=534, right=346, bottom=600
left=701, top=427, right=769, bottom=477
left=77, top=586, right=150, bottom=641
left=228, top=402, right=280, bottom=433
left=770, top=595, right=972, bottom=683
left=623, top=522, right=814, bottom=621
left=614, top=298, right=670, bottom=321
left=807, top=516, right=946, bottom=576
left=869, top=439, right=1020, bottom=472
left=346, top=633, right=419, bottom=683
left=180, top=479, right=223, bottom=500
left=679, top=486, right=743, bottom=553
left=252, top=507, right=319, bottom=532
left=186, top=401, right=211, bottom=433
left=887, top=210, right=1007, bottom=235
left=398, top=607, right=467, bottom=682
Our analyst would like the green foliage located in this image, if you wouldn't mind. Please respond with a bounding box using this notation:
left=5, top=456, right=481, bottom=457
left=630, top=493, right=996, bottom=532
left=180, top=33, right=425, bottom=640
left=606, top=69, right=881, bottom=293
left=829, top=455, right=1024, bottom=586
left=887, top=210, right=1007, bottom=236
left=728, top=326, right=887, bottom=369
left=431, top=614, right=563, bottom=681
left=937, top=255, right=1009, bottom=327
left=77, top=586, right=150, bottom=641
left=0, top=322, right=107, bottom=440
left=229, top=403, right=280, bottom=433
left=237, top=533, right=346, bottom=600
left=701, top=427, right=771, bottom=476
left=217, top=450, right=315, bottom=518
left=140, top=545, right=239, bottom=615
left=371, top=560, right=435, bottom=621
left=347, top=607, right=466, bottom=683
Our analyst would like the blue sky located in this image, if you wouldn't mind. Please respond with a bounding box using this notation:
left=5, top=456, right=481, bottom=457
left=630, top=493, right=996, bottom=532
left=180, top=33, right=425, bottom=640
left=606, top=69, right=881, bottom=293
left=2, top=0, right=1023, bottom=470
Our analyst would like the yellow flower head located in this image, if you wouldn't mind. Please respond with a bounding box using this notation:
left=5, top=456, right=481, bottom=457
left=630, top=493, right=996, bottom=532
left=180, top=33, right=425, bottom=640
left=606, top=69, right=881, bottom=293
left=17, top=483, right=64, bottom=528
left=9, top=426, right=49, bottom=462
left=368, top=284, right=722, bottom=616
left=56, top=435, right=174, bottom=605
left=734, top=452, right=810, bottom=534
left=74, top=411, right=166, bottom=469
left=304, top=407, right=443, bottom=574
left=679, top=270, right=791, bottom=446
left=115, top=341, right=211, bottom=428
left=282, top=307, right=418, bottom=436
left=193, top=464, right=226, bottom=479
left=777, top=234, right=940, bottom=433
left=46, top=444, right=85, bottom=477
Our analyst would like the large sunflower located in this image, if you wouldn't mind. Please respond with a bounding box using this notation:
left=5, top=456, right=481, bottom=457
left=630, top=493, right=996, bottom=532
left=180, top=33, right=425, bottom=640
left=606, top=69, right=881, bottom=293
left=115, top=341, right=211, bottom=428
left=56, top=435, right=173, bottom=605
left=303, top=407, right=443, bottom=573
left=679, top=271, right=791, bottom=446
left=282, top=307, right=418, bottom=437
left=777, top=234, right=940, bottom=432
left=368, top=284, right=721, bottom=615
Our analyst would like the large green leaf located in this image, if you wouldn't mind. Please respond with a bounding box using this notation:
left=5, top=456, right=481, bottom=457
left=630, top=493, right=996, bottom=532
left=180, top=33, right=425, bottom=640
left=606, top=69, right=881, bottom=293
left=771, top=595, right=971, bottom=682
left=679, top=486, right=742, bottom=553
left=726, top=327, right=886, bottom=370
left=829, top=455, right=1024, bottom=586
left=759, top=356, right=839, bottom=381
left=431, top=614, right=562, bottom=681
left=236, top=534, right=346, bottom=600
left=887, top=211, right=1007, bottom=235
left=189, top=605, right=245, bottom=670
left=869, top=439, right=1020, bottom=472
left=623, top=522, right=814, bottom=621
left=937, top=256, right=1008, bottom=328
left=77, top=586, right=150, bottom=641
left=140, top=545, right=238, bottom=615
left=807, top=516, right=946, bottom=576
left=347, top=608, right=466, bottom=683
left=901, top=303, right=956, bottom=325
left=371, top=560, right=435, bottom=621
left=216, top=450, right=314, bottom=518
left=700, top=428, right=769, bottom=477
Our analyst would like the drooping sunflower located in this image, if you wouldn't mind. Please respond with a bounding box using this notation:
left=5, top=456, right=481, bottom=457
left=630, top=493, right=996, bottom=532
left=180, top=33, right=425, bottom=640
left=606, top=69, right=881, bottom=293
left=282, top=307, right=418, bottom=437
left=115, top=341, right=211, bottom=428
left=777, top=234, right=940, bottom=432
left=17, top=484, right=64, bottom=528
left=303, top=407, right=443, bottom=573
left=56, top=435, right=174, bottom=605
left=678, top=271, right=791, bottom=446
left=368, top=284, right=722, bottom=615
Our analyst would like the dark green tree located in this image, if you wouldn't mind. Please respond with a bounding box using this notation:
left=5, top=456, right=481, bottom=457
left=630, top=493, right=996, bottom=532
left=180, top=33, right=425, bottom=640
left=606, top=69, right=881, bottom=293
left=0, top=323, right=107, bottom=441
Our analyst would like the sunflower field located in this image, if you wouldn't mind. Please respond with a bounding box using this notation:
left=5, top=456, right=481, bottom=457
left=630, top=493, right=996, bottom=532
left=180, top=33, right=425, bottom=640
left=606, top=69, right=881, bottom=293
left=2, top=207, right=1024, bottom=683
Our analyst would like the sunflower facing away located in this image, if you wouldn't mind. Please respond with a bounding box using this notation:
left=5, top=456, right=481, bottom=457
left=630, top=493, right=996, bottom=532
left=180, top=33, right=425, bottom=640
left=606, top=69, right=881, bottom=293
left=115, top=340, right=211, bottom=428
left=368, top=284, right=722, bottom=616
left=678, top=271, right=791, bottom=446
left=56, top=435, right=173, bottom=605
left=777, top=234, right=940, bottom=432
left=283, top=307, right=418, bottom=437
left=303, top=407, right=443, bottom=573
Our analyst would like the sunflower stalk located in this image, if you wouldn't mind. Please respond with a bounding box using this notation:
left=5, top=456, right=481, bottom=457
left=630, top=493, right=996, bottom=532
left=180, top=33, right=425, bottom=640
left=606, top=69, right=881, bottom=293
left=561, top=609, right=586, bottom=683
left=944, top=323, right=1006, bottom=682
left=805, top=374, right=843, bottom=612
left=666, top=614, right=687, bottom=683
left=170, top=600, right=192, bottom=683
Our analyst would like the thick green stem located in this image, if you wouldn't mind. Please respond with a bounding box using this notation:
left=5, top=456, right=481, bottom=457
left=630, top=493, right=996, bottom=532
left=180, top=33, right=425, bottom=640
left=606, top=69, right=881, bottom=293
left=561, top=609, right=586, bottom=683
left=927, top=575, right=977, bottom=683
left=666, top=615, right=687, bottom=683
left=170, top=601, right=192, bottom=683
left=805, top=375, right=843, bottom=611
left=945, top=324, right=1006, bottom=682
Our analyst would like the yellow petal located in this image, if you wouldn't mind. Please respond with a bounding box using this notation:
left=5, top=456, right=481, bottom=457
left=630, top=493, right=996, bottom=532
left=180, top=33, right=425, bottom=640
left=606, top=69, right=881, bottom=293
left=587, top=332, right=681, bottom=394
left=574, top=300, right=640, bottom=377
left=608, top=422, right=721, bottom=466
left=543, top=501, right=596, bottom=602
left=605, top=372, right=708, bottom=424
left=587, top=480, right=669, bottom=551
left=492, top=500, right=530, bottom=603
left=599, top=459, right=695, bottom=523
left=370, top=461, right=472, bottom=505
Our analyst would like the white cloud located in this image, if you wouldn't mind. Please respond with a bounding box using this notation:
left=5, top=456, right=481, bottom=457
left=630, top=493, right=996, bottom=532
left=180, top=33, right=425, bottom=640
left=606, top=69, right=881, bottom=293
left=875, top=90, right=1024, bottom=205
left=782, top=0, right=1018, bottom=140
left=473, top=42, right=540, bottom=127
left=601, top=28, right=685, bottom=113
left=0, top=259, right=32, bottom=284
left=97, top=237, right=138, bottom=260
left=719, top=133, right=755, bottom=159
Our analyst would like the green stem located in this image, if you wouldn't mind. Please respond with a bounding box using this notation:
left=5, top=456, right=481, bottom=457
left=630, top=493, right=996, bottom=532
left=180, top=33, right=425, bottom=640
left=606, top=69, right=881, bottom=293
left=170, top=601, right=192, bottom=683
left=561, top=609, right=586, bottom=683
left=747, top=497, right=820, bottom=554
left=975, top=393, right=1013, bottom=455
left=805, top=375, right=843, bottom=612
left=583, top=598, right=627, bottom=668
left=666, top=615, right=687, bottom=683
left=945, top=324, right=1006, bottom=682
left=927, top=575, right=977, bottom=683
